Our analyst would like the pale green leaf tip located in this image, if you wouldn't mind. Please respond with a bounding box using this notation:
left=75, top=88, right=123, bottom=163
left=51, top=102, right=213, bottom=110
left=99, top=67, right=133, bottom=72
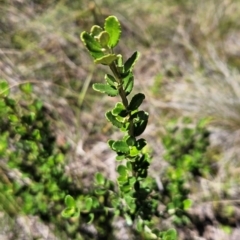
left=80, top=31, right=87, bottom=41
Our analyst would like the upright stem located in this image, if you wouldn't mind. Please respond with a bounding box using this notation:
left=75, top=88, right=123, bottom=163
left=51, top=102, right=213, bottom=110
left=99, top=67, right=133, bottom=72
left=109, top=62, right=135, bottom=137
left=109, top=63, right=128, bottom=108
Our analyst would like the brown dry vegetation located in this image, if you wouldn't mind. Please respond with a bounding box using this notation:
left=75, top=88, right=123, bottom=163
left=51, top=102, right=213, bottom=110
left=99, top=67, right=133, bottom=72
left=1, top=0, right=240, bottom=239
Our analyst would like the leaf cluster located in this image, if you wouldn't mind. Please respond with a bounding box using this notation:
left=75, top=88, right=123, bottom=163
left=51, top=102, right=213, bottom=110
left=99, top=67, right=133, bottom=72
left=0, top=80, right=97, bottom=239
left=160, top=117, right=213, bottom=225
left=62, top=15, right=178, bottom=240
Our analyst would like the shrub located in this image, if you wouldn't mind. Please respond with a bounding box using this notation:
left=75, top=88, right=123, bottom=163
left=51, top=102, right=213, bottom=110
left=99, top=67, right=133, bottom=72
left=62, top=15, right=177, bottom=240
left=0, top=80, right=84, bottom=239
left=161, top=117, right=213, bottom=225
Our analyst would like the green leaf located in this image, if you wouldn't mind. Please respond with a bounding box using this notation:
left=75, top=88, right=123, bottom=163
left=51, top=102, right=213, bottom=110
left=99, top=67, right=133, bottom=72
left=138, top=169, right=148, bottom=178
left=33, top=99, right=43, bottom=111
left=117, top=54, right=123, bottom=67
left=94, top=54, right=118, bottom=65
left=98, top=31, right=110, bottom=47
left=5, top=97, right=15, bottom=108
left=95, top=172, right=105, bottom=185
left=94, top=189, right=106, bottom=195
left=20, top=82, right=32, bottom=94
left=93, top=83, right=118, bottom=96
left=0, top=80, right=9, bottom=97
left=90, top=25, right=103, bottom=37
left=15, top=125, right=27, bottom=135
left=128, top=93, right=145, bottom=111
left=65, top=195, right=75, bottom=208
left=32, top=129, right=41, bottom=140
left=131, top=111, right=149, bottom=136
left=126, top=136, right=136, bottom=146
left=117, top=165, right=127, bottom=177
left=136, top=138, right=147, bottom=150
left=162, top=229, right=177, bottom=240
left=85, top=197, right=93, bottom=212
left=124, top=195, right=136, bottom=210
left=121, top=184, right=132, bottom=193
left=136, top=218, right=144, bottom=232
left=128, top=176, right=136, bottom=186
left=108, top=139, right=115, bottom=150
left=61, top=207, right=75, bottom=218
left=116, top=154, right=125, bottom=161
left=104, top=16, right=121, bottom=48
left=197, top=117, right=210, bottom=128
left=112, top=102, right=125, bottom=116
left=123, top=72, right=134, bottom=96
left=8, top=114, right=19, bottom=123
left=167, top=202, right=176, bottom=215
left=129, top=146, right=139, bottom=157
left=87, top=213, right=94, bottom=224
left=126, top=161, right=132, bottom=171
left=119, top=110, right=128, bottom=117
left=112, top=197, right=120, bottom=209
left=105, top=74, right=117, bottom=87
left=112, top=140, right=129, bottom=153
left=117, top=175, right=128, bottom=183
left=91, top=197, right=100, bottom=208
left=124, top=51, right=140, bottom=72
left=124, top=214, right=133, bottom=226
left=81, top=31, right=105, bottom=59
left=117, top=54, right=124, bottom=73
left=183, top=199, right=193, bottom=210
left=106, top=111, right=123, bottom=128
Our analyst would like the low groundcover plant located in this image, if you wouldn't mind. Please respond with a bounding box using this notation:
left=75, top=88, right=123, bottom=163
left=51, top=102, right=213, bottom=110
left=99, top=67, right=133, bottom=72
left=62, top=15, right=177, bottom=240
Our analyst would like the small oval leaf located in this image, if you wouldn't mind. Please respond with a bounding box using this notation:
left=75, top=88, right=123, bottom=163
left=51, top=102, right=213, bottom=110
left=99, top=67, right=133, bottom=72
left=104, top=16, right=121, bottom=48
left=112, top=102, right=125, bottom=116
left=105, top=74, right=117, bottom=87
left=81, top=31, right=104, bottom=60
left=98, top=31, right=110, bottom=47
left=85, top=197, right=93, bottom=212
left=90, top=25, right=103, bottom=37
left=87, top=213, right=94, bottom=224
left=93, top=83, right=118, bottom=96
left=136, top=138, right=147, bottom=150
left=20, top=82, right=32, bottom=94
left=183, top=199, right=193, bottom=210
left=94, top=54, right=118, bottom=65
left=106, top=111, right=123, bottom=128
left=61, top=207, right=75, bottom=218
left=124, top=214, right=133, bottom=226
left=126, top=136, right=136, bottom=146
left=131, top=111, right=149, bottom=136
left=124, top=51, right=140, bottom=72
left=95, top=172, right=105, bottom=185
left=112, top=140, right=129, bottom=153
left=123, top=72, right=134, bottom=96
left=128, top=93, right=145, bottom=111
left=65, top=195, right=75, bottom=208
left=117, top=165, right=127, bottom=176
left=129, top=146, right=139, bottom=157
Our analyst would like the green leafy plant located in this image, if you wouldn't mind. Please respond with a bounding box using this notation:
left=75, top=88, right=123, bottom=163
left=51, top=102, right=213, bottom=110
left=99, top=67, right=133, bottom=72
left=0, top=79, right=88, bottom=239
left=161, top=117, right=213, bottom=225
left=62, top=16, right=177, bottom=239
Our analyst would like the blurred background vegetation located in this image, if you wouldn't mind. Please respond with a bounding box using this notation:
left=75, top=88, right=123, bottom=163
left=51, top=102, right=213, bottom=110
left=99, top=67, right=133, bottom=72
left=1, top=0, right=240, bottom=239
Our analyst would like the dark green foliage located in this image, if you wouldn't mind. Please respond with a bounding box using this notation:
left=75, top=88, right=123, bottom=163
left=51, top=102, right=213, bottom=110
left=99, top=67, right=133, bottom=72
left=0, top=80, right=74, bottom=236
left=0, top=80, right=116, bottom=239
left=161, top=117, right=213, bottom=225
